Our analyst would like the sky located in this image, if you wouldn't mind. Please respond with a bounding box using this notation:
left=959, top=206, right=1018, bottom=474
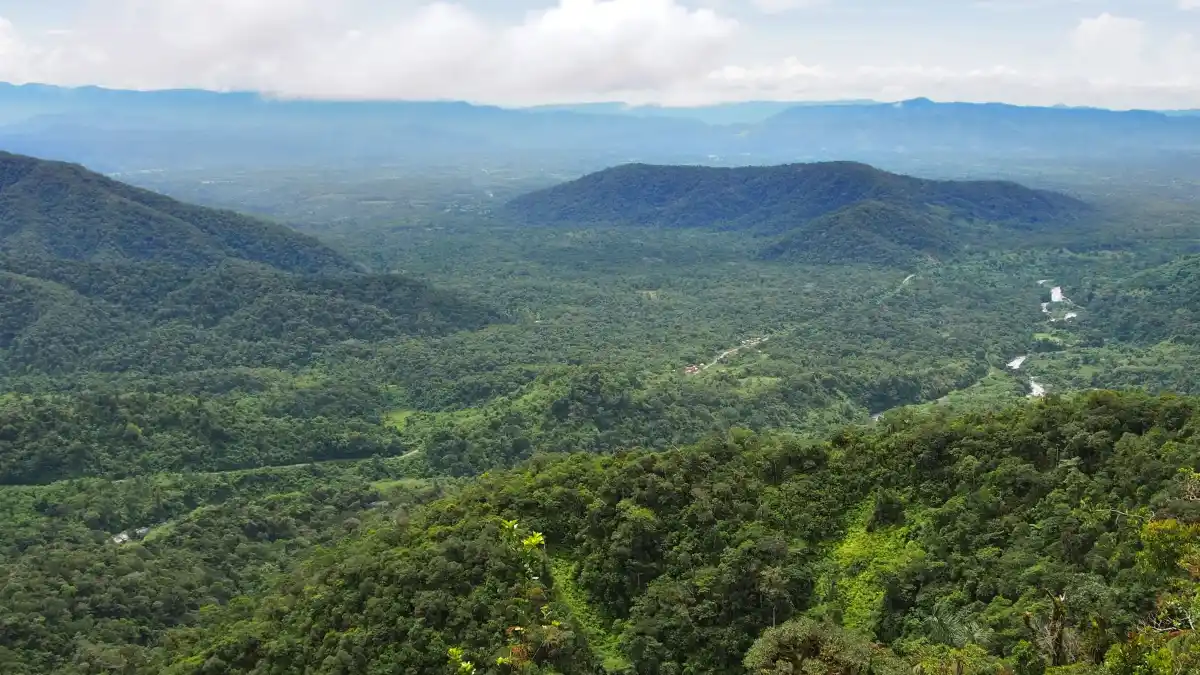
left=0, top=0, right=1198, bottom=109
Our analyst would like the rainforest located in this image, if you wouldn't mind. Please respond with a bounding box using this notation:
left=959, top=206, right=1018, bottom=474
left=1, top=102, right=1200, bottom=675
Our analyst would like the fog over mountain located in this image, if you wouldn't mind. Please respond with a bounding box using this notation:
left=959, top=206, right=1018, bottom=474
left=2, top=83, right=1199, bottom=174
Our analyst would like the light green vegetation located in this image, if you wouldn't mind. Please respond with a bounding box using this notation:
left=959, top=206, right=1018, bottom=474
left=550, top=557, right=633, bottom=673
left=824, top=503, right=926, bottom=632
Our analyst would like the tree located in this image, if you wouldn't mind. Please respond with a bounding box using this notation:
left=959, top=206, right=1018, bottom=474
left=743, top=618, right=905, bottom=675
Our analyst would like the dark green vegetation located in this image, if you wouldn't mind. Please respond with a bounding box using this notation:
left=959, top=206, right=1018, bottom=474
left=1, top=464, right=454, bottom=674
left=507, top=163, right=1088, bottom=264
left=0, top=151, right=351, bottom=272
left=508, top=162, right=1085, bottom=231
left=0, top=153, right=498, bottom=376
left=1, top=151, right=1200, bottom=674
left=1088, top=255, right=1200, bottom=346
left=6, top=393, right=1196, bottom=674
left=153, top=392, right=1200, bottom=675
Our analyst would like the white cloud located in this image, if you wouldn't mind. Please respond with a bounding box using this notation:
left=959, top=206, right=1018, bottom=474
left=749, top=0, right=827, bottom=13
left=0, top=0, right=737, bottom=103
left=1, top=1, right=1200, bottom=109
left=1181, top=0, right=1200, bottom=10
left=1070, top=13, right=1145, bottom=80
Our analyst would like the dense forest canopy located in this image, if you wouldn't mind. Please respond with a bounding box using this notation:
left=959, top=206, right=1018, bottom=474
left=506, top=162, right=1092, bottom=265
left=0, top=153, right=501, bottom=377
left=506, top=162, right=1088, bottom=230
left=0, top=149, right=1199, bottom=674
left=0, top=152, right=354, bottom=272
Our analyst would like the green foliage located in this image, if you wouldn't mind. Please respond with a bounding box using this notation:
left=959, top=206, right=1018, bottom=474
left=0, top=390, right=410, bottom=484
left=550, top=557, right=632, bottom=673
left=825, top=503, right=924, bottom=633
left=127, top=392, right=1195, bottom=674
left=743, top=618, right=906, bottom=674
left=1089, top=255, right=1200, bottom=347
left=152, top=514, right=592, bottom=675
left=3, top=156, right=1200, bottom=675
left=508, top=162, right=1088, bottom=265
left=0, top=255, right=499, bottom=376
left=0, top=465, right=450, bottom=674
left=0, top=152, right=500, bottom=377
left=0, top=151, right=352, bottom=272
left=507, top=162, right=1086, bottom=233
left=763, top=200, right=959, bottom=266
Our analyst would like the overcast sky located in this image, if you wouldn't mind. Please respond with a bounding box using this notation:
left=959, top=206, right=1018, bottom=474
left=1, top=0, right=1198, bottom=108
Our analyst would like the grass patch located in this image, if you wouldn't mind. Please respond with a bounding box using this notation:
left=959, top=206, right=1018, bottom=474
left=384, top=409, right=417, bottom=429
left=550, top=557, right=632, bottom=673
left=821, top=503, right=925, bottom=634
left=737, top=376, right=782, bottom=395
left=140, top=521, right=176, bottom=543
left=371, top=478, right=430, bottom=493
left=897, top=369, right=1027, bottom=418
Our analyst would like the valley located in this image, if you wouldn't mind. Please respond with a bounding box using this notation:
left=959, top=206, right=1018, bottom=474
left=1, top=151, right=1198, bottom=675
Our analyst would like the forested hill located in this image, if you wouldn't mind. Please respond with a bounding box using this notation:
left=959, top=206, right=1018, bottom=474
left=506, top=162, right=1088, bottom=231
left=761, top=200, right=960, bottom=266
left=1089, top=254, right=1200, bottom=346
left=507, top=162, right=1091, bottom=265
left=0, top=151, right=353, bottom=273
left=0, top=152, right=501, bottom=376
left=140, top=391, right=1200, bottom=674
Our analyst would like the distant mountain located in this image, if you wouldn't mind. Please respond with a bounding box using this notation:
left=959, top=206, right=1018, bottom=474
left=523, top=100, right=876, bottom=125
left=5, top=84, right=1200, bottom=172
left=750, top=98, right=1200, bottom=162
left=0, top=84, right=715, bottom=172
left=0, top=152, right=499, bottom=375
left=507, top=161, right=1088, bottom=265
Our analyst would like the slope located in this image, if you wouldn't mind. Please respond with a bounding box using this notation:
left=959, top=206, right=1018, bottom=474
left=752, top=98, right=1200, bottom=160
left=506, top=162, right=1086, bottom=233
left=761, top=200, right=960, bottom=265
left=507, top=161, right=1087, bottom=264
left=0, top=153, right=501, bottom=376
left=145, top=391, right=1200, bottom=675
left=0, top=151, right=353, bottom=273
left=6, top=85, right=1200, bottom=172
left=1087, top=254, right=1200, bottom=346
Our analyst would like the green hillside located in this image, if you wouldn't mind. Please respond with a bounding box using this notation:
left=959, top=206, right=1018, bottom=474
left=1, top=152, right=1198, bottom=675
left=762, top=201, right=960, bottom=265
left=0, top=153, right=501, bottom=376
left=0, top=151, right=354, bottom=273
left=130, top=392, right=1200, bottom=675
left=507, top=162, right=1088, bottom=233
left=1088, top=255, right=1200, bottom=346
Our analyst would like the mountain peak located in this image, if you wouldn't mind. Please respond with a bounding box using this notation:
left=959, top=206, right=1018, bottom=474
left=0, top=151, right=354, bottom=273
left=507, top=161, right=1089, bottom=264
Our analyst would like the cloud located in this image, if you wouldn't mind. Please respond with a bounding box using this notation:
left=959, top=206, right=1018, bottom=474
left=0, top=0, right=737, bottom=103
left=1, top=1, right=1200, bottom=109
left=749, top=0, right=828, bottom=13
left=1182, top=0, right=1200, bottom=10
left=686, top=57, right=1200, bottom=110
left=1070, top=13, right=1145, bottom=80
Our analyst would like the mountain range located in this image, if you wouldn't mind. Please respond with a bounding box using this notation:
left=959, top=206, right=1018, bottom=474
left=3, top=83, right=1200, bottom=172
left=506, top=161, right=1090, bottom=265
left=0, top=152, right=497, bottom=376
